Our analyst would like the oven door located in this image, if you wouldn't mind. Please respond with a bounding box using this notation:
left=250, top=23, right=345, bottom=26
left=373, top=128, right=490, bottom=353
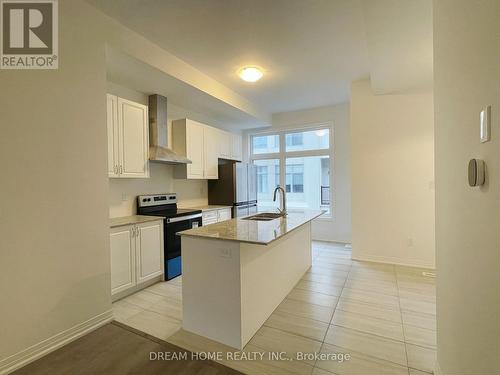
left=164, top=214, right=202, bottom=280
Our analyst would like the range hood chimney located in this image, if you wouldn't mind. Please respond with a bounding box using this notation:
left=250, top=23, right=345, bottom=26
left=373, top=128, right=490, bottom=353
left=148, top=94, right=191, bottom=164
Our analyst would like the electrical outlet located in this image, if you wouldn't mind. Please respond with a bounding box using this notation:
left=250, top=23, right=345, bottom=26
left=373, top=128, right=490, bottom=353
left=121, top=193, right=129, bottom=202
left=219, top=248, right=232, bottom=258
left=406, top=237, right=414, bottom=247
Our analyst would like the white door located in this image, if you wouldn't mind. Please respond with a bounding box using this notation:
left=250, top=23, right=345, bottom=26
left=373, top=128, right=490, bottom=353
left=231, top=134, right=243, bottom=161
left=110, top=226, right=136, bottom=295
left=106, top=95, right=119, bottom=177
left=118, top=98, right=149, bottom=178
left=204, top=126, right=219, bottom=179
left=135, top=221, right=163, bottom=284
left=186, top=120, right=205, bottom=178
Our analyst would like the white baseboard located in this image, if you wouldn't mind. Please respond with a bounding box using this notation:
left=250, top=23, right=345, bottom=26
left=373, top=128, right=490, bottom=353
left=0, top=309, right=113, bottom=375
left=352, top=253, right=435, bottom=270
left=434, top=360, right=443, bottom=375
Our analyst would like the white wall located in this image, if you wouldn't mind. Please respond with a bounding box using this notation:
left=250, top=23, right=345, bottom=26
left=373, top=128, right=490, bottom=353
left=434, top=0, right=500, bottom=373
left=260, top=103, right=352, bottom=243
left=351, top=79, right=435, bottom=268
left=106, top=82, right=208, bottom=217
left=0, top=1, right=112, bottom=372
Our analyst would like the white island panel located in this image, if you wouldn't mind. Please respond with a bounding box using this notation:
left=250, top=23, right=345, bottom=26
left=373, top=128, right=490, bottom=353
left=240, top=222, right=312, bottom=346
left=181, top=222, right=312, bottom=349
left=181, top=237, right=242, bottom=349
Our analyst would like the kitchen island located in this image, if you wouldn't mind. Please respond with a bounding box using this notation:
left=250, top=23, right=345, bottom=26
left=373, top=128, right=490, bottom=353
left=178, top=209, right=324, bottom=349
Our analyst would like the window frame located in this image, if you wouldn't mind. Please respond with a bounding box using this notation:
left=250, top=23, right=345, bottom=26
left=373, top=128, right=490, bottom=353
left=249, top=123, right=334, bottom=219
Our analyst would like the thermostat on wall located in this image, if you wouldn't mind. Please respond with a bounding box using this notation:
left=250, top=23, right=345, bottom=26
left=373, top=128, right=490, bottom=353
left=480, top=106, right=491, bottom=143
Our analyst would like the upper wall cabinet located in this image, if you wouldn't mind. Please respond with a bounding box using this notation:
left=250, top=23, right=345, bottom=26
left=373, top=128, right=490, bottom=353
left=172, top=118, right=242, bottom=180
left=172, top=119, right=207, bottom=179
left=231, top=133, right=243, bottom=161
left=203, top=125, right=219, bottom=179
left=218, top=129, right=232, bottom=159
left=217, top=129, right=242, bottom=161
left=107, top=94, right=149, bottom=179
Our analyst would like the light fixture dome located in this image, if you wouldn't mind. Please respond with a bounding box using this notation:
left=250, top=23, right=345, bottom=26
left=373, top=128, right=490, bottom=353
left=239, top=66, right=264, bottom=82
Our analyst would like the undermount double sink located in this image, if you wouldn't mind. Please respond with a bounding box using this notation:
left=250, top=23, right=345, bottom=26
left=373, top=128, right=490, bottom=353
left=242, top=212, right=285, bottom=221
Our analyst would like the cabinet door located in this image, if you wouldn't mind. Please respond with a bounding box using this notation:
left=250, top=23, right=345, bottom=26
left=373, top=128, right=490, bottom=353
left=203, top=126, right=219, bottom=179
left=110, top=226, right=136, bottom=295
left=118, top=98, right=149, bottom=178
left=231, top=133, right=243, bottom=161
left=135, top=221, right=164, bottom=284
left=186, top=120, right=205, bottom=178
left=107, top=95, right=119, bottom=178
left=217, top=208, right=232, bottom=222
left=218, top=130, right=231, bottom=159
left=202, top=210, right=218, bottom=225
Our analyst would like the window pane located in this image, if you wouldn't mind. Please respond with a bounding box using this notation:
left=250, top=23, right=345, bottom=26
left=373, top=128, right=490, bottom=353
left=253, top=159, right=280, bottom=207
left=285, top=156, right=330, bottom=214
left=285, top=129, right=329, bottom=152
left=257, top=166, right=268, bottom=193
left=252, top=134, right=280, bottom=154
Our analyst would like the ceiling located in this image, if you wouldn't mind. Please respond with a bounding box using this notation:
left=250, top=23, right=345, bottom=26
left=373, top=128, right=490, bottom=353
left=90, top=0, right=432, bottom=117
left=106, top=47, right=266, bottom=130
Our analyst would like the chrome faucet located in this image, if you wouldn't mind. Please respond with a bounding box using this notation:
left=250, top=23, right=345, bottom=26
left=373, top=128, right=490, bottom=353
left=273, top=185, right=287, bottom=216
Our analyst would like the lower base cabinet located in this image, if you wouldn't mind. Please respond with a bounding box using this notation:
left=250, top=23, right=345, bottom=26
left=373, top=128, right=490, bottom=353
left=202, top=208, right=232, bottom=225
left=110, top=220, right=164, bottom=298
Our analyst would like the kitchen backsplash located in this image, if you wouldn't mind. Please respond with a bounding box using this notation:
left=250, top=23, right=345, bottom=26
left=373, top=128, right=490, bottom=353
left=109, top=163, right=208, bottom=218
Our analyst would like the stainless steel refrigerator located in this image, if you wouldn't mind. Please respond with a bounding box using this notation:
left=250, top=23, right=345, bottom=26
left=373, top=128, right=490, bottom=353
left=208, top=162, right=257, bottom=218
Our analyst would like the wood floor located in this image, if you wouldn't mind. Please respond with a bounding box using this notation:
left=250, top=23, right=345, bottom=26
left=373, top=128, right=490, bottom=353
left=12, top=322, right=242, bottom=375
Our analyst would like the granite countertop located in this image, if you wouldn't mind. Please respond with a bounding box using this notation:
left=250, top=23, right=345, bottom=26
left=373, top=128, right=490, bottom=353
left=179, top=205, right=232, bottom=212
left=178, top=209, right=324, bottom=245
left=109, top=215, right=165, bottom=228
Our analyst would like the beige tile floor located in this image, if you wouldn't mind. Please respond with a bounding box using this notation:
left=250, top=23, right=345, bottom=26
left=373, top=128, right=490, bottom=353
left=113, top=241, right=437, bottom=375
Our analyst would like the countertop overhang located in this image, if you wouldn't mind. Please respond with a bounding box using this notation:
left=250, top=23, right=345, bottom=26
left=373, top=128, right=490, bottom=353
left=178, top=209, right=324, bottom=245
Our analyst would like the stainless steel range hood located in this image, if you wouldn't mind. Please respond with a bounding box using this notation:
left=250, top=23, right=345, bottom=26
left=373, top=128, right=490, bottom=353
left=148, top=94, right=191, bottom=164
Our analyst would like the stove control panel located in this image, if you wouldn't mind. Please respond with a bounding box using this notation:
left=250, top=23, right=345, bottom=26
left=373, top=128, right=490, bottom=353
left=138, top=193, right=177, bottom=207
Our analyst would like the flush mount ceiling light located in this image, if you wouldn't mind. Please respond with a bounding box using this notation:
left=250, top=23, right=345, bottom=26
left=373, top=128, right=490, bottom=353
left=238, top=66, right=264, bottom=82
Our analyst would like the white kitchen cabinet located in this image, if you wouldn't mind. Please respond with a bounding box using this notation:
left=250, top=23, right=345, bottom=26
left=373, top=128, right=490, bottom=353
left=107, top=95, right=119, bottom=177
left=110, top=226, right=136, bottom=295
left=173, top=119, right=219, bottom=179
left=135, top=221, right=164, bottom=284
left=172, top=118, right=243, bottom=178
left=218, top=130, right=232, bottom=159
left=202, top=210, right=218, bottom=225
left=202, top=207, right=232, bottom=226
left=218, top=129, right=242, bottom=161
left=217, top=208, right=232, bottom=222
left=106, top=94, right=149, bottom=178
left=203, top=125, right=219, bottom=179
left=231, top=133, right=243, bottom=161
left=110, top=220, right=164, bottom=298
left=172, top=119, right=205, bottom=179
